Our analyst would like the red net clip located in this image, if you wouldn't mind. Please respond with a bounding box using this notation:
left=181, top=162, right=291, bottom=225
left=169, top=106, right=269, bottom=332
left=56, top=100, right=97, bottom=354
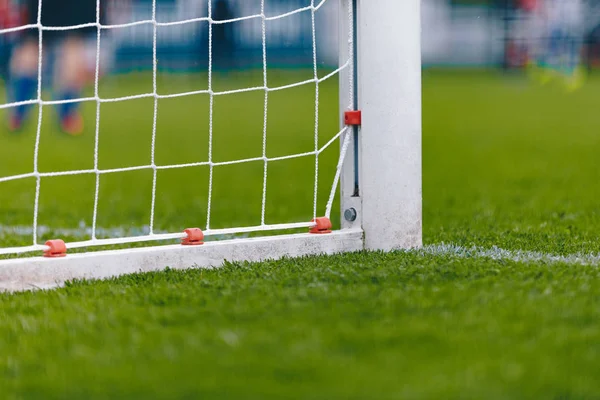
left=43, top=239, right=67, bottom=258
left=310, top=217, right=332, bottom=234
left=182, top=228, right=204, bottom=246
left=344, top=110, right=361, bottom=126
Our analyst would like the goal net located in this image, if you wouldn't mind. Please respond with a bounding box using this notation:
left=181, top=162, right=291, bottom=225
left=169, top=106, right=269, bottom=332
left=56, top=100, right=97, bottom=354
left=0, top=0, right=421, bottom=290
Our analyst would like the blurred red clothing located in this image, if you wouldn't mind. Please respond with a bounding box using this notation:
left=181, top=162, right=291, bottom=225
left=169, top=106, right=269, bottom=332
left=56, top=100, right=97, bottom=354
left=521, top=0, right=538, bottom=12
left=0, top=0, right=25, bottom=30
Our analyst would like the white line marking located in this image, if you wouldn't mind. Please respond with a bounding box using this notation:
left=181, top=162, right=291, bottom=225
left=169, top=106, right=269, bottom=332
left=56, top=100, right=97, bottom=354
left=0, top=224, right=147, bottom=238
left=0, top=225, right=249, bottom=242
left=417, top=243, right=600, bottom=267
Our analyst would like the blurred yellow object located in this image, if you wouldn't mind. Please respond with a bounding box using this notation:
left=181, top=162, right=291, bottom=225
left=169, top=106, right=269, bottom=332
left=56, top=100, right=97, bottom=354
left=564, top=66, right=586, bottom=92
left=527, top=61, right=585, bottom=92
left=526, top=61, right=553, bottom=85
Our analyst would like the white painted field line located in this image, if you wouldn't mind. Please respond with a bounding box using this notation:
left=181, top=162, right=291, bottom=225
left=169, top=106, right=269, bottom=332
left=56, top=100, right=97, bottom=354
left=417, top=243, right=600, bottom=267
left=0, top=224, right=142, bottom=238
left=0, top=224, right=250, bottom=242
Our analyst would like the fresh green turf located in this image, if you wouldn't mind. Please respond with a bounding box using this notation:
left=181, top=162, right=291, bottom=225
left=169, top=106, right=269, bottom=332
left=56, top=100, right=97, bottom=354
left=3, top=254, right=600, bottom=399
left=1, top=69, right=600, bottom=398
left=423, top=69, right=600, bottom=255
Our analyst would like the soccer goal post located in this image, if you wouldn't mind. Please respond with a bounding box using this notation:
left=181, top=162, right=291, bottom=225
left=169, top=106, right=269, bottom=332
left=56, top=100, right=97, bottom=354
left=0, top=0, right=421, bottom=291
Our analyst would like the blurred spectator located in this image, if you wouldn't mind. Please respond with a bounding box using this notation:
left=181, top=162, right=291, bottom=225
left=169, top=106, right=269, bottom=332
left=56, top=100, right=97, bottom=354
left=523, top=0, right=585, bottom=90
left=585, top=23, right=600, bottom=68
left=7, top=0, right=108, bottom=135
left=0, top=0, right=25, bottom=79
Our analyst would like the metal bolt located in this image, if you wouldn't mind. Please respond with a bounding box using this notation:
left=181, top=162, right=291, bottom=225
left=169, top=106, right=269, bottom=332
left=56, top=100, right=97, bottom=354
left=344, top=208, right=357, bottom=222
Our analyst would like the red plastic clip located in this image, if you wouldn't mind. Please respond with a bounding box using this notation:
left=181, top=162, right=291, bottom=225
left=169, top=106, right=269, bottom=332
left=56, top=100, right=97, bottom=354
left=344, top=110, right=361, bottom=126
left=310, top=217, right=332, bottom=234
left=43, top=239, right=67, bottom=258
left=182, top=228, right=204, bottom=245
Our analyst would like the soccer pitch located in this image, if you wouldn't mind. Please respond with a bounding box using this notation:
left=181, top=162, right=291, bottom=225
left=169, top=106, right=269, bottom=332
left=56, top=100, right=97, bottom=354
left=1, top=69, right=600, bottom=398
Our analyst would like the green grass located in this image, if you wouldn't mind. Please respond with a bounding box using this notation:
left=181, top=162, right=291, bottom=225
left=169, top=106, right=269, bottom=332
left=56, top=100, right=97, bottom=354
left=423, top=69, right=600, bottom=255
left=1, top=69, right=600, bottom=398
left=3, top=256, right=600, bottom=399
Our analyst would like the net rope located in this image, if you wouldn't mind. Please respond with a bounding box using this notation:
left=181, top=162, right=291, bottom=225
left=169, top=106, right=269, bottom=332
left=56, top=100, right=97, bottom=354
left=0, top=0, right=354, bottom=256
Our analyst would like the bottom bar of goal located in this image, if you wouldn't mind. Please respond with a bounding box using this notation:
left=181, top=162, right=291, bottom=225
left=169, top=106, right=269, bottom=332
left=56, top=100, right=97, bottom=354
left=0, top=230, right=364, bottom=292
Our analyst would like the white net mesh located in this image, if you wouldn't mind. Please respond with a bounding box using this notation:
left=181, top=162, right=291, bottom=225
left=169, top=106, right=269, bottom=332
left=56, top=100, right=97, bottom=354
left=0, top=0, right=354, bottom=256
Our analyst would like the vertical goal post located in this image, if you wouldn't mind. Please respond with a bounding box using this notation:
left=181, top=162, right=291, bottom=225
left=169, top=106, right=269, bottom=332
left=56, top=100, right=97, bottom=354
left=0, top=0, right=422, bottom=291
left=339, top=0, right=422, bottom=251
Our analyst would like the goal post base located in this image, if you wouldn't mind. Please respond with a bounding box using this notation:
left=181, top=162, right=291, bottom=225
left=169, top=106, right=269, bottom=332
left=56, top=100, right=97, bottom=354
left=0, top=229, right=364, bottom=293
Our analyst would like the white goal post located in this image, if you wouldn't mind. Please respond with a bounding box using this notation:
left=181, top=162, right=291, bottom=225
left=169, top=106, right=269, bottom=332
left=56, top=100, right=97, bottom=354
left=0, top=0, right=421, bottom=291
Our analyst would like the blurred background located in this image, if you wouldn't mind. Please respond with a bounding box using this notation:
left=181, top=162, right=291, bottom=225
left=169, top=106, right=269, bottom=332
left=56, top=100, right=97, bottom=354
left=3, top=0, right=600, bottom=75
left=0, top=0, right=339, bottom=76
left=423, top=0, right=597, bottom=69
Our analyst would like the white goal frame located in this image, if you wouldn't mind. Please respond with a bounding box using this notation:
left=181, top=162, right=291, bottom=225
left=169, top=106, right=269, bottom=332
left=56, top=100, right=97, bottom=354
left=0, top=0, right=421, bottom=291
